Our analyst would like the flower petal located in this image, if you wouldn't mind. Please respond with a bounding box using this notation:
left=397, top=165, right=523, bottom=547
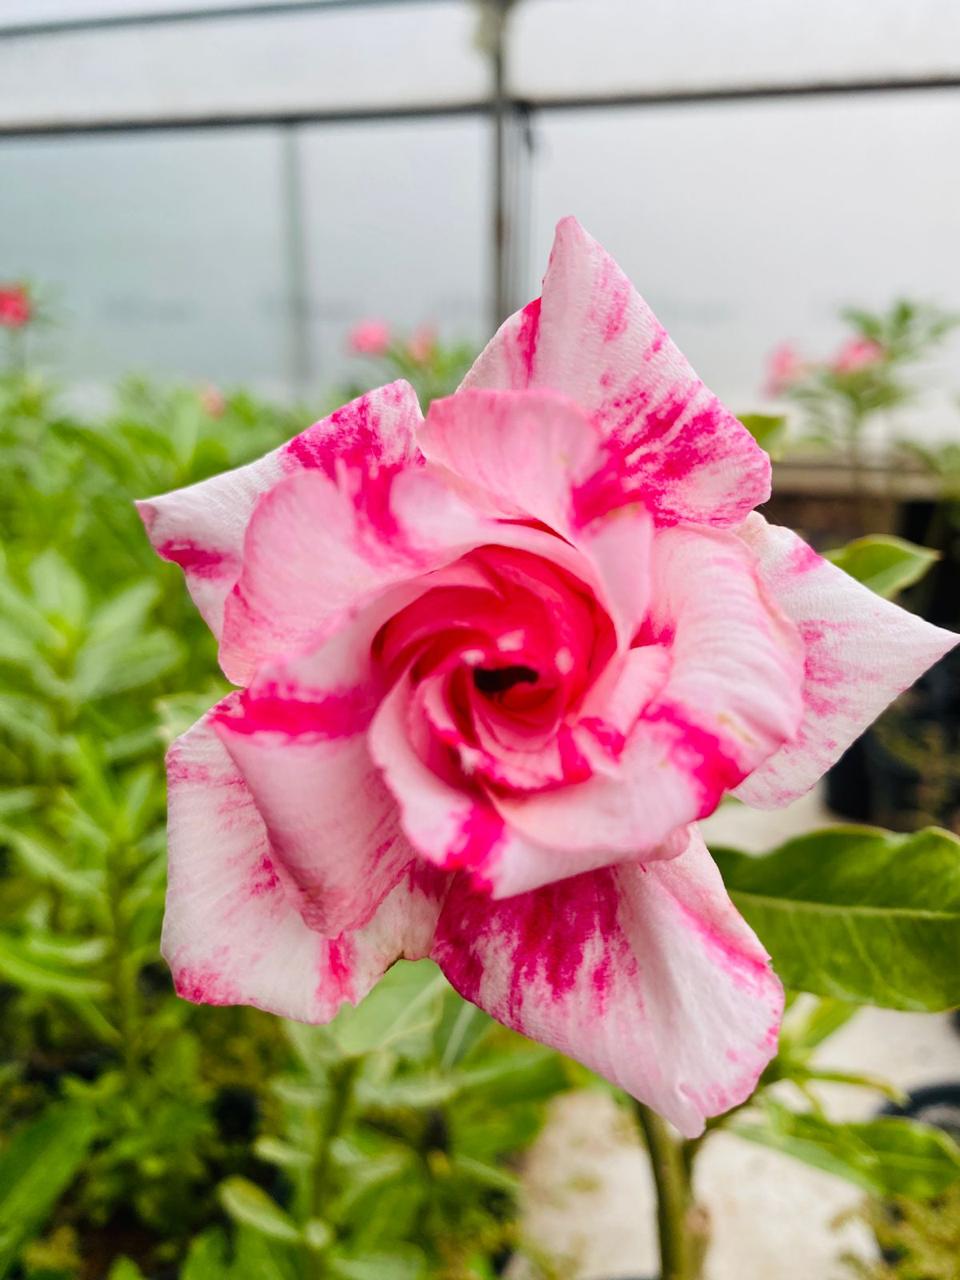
left=162, top=697, right=444, bottom=1021
left=733, top=514, right=959, bottom=808
left=431, top=828, right=783, bottom=1137
left=419, top=387, right=654, bottom=644
left=137, top=381, right=422, bottom=641
left=369, top=676, right=608, bottom=898
left=493, top=525, right=805, bottom=856
left=462, top=217, right=769, bottom=528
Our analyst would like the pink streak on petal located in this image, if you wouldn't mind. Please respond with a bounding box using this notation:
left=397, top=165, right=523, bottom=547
left=213, top=682, right=377, bottom=740
left=155, top=539, right=230, bottom=579
left=173, top=966, right=242, bottom=1006
left=516, top=297, right=541, bottom=380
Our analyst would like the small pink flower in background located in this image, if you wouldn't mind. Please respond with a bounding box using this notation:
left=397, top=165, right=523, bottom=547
left=348, top=318, right=391, bottom=356
left=139, top=219, right=955, bottom=1136
left=407, top=325, right=437, bottom=363
left=0, top=284, right=32, bottom=329
left=199, top=384, right=227, bottom=418
left=764, top=341, right=804, bottom=396
left=832, top=335, right=885, bottom=374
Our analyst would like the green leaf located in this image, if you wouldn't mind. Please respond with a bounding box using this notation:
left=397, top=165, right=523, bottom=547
left=0, top=1104, right=99, bottom=1276
left=824, top=534, right=938, bottom=599
left=253, top=1137, right=313, bottom=1170
left=107, top=1260, right=147, bottom=1280
left=738, top=413, right=788, bottom=458
left=735, top=1102, right=960, bottom=1198
left=0, top=931, right=110, bottom=1000
left=218, top=1177, right=301, bottom=1244
left=329, top=1250, right=425, bottom=1280
left=328, top=960, right=447, bottom=1057
left=713, top=826, right=960, bottom=1010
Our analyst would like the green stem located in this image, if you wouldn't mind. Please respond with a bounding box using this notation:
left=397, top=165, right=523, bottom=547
left=635, top=1102, right=694, bottom=1280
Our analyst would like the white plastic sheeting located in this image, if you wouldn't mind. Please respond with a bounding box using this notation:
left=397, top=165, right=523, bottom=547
left=1, top=0, right=959, bottom=129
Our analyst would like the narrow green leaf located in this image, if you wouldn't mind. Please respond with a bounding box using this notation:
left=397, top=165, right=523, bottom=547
left=735, top=1102, right=960, bottom=1198
left=0, top=932, right=110, bottom=1000
left=824, top=534, right=938, bottom=599
left=218, top=1177, right=301, bottom=1244
left=253, top=1137, right=313, bottom=1170
left=329, top=1251, right=425, bottom=1280
left=713, top=826, right=960, bottom=1010
left=0, top=1104, right=99, bottom=1275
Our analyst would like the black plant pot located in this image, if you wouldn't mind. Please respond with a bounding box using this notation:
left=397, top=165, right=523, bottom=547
left=881, top=1080, right=960, bottom=1143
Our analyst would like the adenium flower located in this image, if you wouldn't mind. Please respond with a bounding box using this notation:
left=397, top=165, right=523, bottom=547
left=0, top=284, right=31, bottom=329
left=832, top=336, right=885, bottom=374
left=764, top=341, right=804, bottom=396
left=348, top=318, right=391, bottom=357
left=139, top=219, right=955, bottom=1136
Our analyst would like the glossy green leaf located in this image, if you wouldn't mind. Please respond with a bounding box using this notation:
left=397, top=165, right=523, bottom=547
left=0, top=1105, right=99, bottom=1276
left=824, top=534, right=938, bottom=599
left=735, top=1102, right=960, bottom=1198
left=738, top=413, right=788, bottom=458
left=713, top=826, right=960, bottom=1010
left=218, top=1177, right=301, bottom=1244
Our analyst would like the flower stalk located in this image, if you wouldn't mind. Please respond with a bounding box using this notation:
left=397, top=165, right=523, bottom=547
left=635, top=1101, right=707, bottom=1280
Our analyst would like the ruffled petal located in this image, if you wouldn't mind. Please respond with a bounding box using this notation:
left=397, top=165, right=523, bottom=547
left=369, top=677, right=613, bottom=898
left=734, top=514, right=958, bottom=808
left=419, top=387, right=654, bottom=645
left=431, top=828, right=783, bottom=1137
left=493, top=525, right=805, bottom=856
left=462, top=217, right=769, bottom=528
left=137, top=381, right=422, bottom=641
left=162, top=698, right=444, bottom=1021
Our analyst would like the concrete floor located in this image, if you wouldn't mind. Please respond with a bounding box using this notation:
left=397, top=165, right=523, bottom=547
left=515, top=793, right=960, bottom=1280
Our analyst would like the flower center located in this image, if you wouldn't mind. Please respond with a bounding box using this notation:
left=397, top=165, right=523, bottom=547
left=472, top=664, right=538, bottom=696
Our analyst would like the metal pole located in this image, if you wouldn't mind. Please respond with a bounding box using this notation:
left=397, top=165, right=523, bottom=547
left=489, top=0, right=511, bottom=332
left=281, top=124, right=312, bottom=400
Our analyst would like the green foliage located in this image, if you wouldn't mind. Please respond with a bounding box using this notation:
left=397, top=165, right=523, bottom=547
left=771, top=298, right=959, bottom=457
left=735, top=1101, right=960, bottom=1199
left=0, top=1104, right=98, bottom=1277
left=841, top=1180, right=960, bottom=1278
left=825, top=535, right=940, bottom=600
left=712, top=826, right=960, bottom=1010
left=224, top=962, right=570, bottom=1280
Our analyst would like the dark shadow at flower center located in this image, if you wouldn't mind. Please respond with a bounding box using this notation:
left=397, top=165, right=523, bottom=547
left=472, top=665, right=539, bottom=695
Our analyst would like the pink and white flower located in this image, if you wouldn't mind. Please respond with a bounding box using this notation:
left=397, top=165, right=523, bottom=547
left=139, top=219, right=955, bottom=1136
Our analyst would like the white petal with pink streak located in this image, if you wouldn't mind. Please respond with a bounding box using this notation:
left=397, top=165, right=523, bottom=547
left=136, top=381, right=422, bottom=641
left=431, top=828, right=783, bottom=1136
left=163, top=699, right=445, bottom=1021
left=734, top=514, right=958, bottom=808
left=461, top=217, right=770, bottom=528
